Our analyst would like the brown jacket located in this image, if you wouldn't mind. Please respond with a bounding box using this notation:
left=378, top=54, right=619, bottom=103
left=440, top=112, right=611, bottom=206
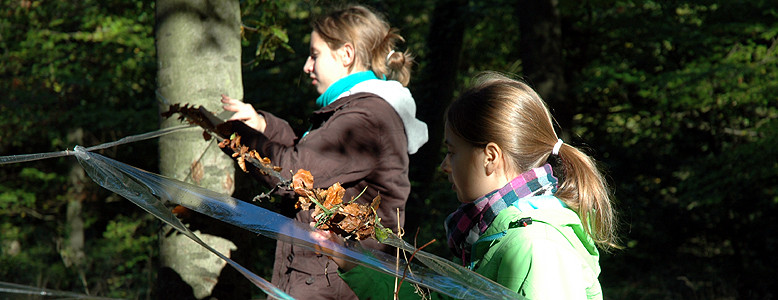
left=224, top=90, right=426, bottom=299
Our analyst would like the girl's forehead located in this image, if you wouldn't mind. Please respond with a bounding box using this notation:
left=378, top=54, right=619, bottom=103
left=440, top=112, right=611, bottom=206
left=444, top=130, right=467, bottom=148
left=443, top=126, right=455, bottom=142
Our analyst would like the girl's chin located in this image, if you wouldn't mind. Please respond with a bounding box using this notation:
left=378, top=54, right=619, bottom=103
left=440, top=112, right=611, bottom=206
left=455, top=194, right=475, bottom=204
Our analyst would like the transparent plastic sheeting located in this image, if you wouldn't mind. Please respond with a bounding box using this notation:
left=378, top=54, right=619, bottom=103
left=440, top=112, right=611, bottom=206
left=0, top=123, right=520, bottom=299
left=71, top=146, right=521, bottom=300
left=70, top=146, right=294, bottom=300
left=0, top=281, right=121, bottom=299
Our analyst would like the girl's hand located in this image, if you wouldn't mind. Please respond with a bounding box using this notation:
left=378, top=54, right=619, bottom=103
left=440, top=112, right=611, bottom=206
left=309, top=224, right=358, bottom=272
left=221, top=94, right=266, bottom=132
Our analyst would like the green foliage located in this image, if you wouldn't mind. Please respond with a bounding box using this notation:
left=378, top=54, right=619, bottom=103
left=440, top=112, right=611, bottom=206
left=89, top=214, right=158, bottom=298
left=240, top=0, right=296, bottom=65
left=1, top=0, right=159, bottom=298
left=1, top=0, right=158, bottom=161
left=462, top=0, right=523, bottom=76
left=0, top=167, right=63, bottom=216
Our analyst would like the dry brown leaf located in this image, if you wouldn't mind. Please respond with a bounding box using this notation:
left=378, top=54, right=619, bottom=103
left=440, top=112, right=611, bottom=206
left=292, top=169, right=314, bottom=193
left=322, top=182, right=345, bottom=209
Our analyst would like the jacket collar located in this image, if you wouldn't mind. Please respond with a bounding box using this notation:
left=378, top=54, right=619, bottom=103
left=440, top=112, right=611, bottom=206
left=311, top=79, right=429, bottom=154
left=474, top=204, right=600, bottom=270
left=310, top=92, right=369, bottom=124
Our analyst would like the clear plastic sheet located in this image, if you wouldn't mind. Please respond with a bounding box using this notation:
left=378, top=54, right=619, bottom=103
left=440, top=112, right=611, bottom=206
left=72, top=146, right=294, bottom=300
left=1, top=126, right=294, bottom=299
left=71, top=146, right=522, bottom=300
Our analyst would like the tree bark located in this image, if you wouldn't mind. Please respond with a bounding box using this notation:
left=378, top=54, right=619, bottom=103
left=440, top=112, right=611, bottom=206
left=407, top=0, right=467, bottom=232
left=517, top=0, right=571, bottom=138
left=155, top=0, right=247, bottom=298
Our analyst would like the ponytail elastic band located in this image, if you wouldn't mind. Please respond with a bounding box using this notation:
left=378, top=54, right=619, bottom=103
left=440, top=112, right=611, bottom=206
left=552, top=139, right=563, bottom=155
left=386, top=50, right=396, bottom=63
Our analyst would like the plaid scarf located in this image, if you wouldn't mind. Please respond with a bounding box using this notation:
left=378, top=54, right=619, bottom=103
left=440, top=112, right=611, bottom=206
left=444, top=164, right=558, bottom=264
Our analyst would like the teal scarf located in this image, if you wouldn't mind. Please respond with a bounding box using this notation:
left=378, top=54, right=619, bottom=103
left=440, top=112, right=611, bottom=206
left=315, top=71, right=378, bottom=108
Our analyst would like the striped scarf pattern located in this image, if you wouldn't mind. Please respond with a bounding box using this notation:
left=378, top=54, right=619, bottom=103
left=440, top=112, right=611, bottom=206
left=444, top=164, right=558, bottom=264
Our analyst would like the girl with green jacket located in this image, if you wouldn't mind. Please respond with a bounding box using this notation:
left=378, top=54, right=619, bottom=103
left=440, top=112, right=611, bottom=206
left=333, top=72, right=619, bottom=299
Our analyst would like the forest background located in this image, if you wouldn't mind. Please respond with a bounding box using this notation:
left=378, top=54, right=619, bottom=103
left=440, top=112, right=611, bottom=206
left=1, top=0, right=776, bottom=299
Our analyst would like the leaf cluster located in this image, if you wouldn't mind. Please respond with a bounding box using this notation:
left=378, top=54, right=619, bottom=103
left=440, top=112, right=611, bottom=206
left=290, top=169, right=382, bottom=241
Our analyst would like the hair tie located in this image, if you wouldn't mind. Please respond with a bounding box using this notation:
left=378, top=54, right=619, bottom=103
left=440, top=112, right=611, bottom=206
left=385, top=50, right=396, bottom=64
left=552, top=139, right=564, bottom=155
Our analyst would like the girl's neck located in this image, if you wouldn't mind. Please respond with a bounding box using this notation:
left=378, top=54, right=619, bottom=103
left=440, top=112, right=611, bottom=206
left=316, top=71, right=378, bottom=108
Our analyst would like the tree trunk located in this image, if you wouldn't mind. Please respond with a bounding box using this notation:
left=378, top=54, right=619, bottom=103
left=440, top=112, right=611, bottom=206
left=155, top=0, right=247, bottom=298
left=62, top=128, right=89, bottom=294
left=517, top=0, right=571, bottom=138
left=407, top=0, right=467, bottom=233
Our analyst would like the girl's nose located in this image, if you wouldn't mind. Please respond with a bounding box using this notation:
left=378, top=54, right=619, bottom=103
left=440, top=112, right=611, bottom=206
left=440, top=156, right=451, bottom=173
left=303, top=56, right=313, bottom=74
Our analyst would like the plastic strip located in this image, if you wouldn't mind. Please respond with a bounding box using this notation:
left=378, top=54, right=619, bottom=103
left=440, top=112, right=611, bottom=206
left=0, top=125, right=195, bottom=166
left=0, top=150, right=73, bottom=165
left=84, top=124, right=195, bottom=152
left=0, top=281, right=121, bottom=299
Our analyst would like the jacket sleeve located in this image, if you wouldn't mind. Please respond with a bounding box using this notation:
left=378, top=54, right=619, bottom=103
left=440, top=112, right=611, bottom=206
left=258, top=109, right=297, bottom=147
left=339, top=265, right=444, bottom=300
left=242, top=102, right=385, bottom=190
left=215, top=116, right=297, bottom=195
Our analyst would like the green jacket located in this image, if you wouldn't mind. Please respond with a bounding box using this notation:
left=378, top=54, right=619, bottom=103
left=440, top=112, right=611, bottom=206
left=340, top=196, right=603, bottom=300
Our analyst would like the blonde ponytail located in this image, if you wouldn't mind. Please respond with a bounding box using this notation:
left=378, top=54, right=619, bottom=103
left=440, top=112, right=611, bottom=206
left=554, top=143, right=620, bottom=250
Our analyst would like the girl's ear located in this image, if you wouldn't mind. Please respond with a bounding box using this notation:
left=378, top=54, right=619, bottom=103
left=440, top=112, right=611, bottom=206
left=339, top=43, right=356, bottom=67
left=483, top=142, right=502, bottom=176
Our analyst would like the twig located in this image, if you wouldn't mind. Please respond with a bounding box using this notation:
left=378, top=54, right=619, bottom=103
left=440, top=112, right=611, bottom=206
left=395, top=237, right=436, bottom=296
left=393, top=209, right=401, bottom=300
left=349, top=186, right=369, bottom=204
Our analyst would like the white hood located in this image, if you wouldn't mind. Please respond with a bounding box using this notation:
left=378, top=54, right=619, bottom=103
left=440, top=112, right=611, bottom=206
left=338, top=79, right=428, bottom=154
